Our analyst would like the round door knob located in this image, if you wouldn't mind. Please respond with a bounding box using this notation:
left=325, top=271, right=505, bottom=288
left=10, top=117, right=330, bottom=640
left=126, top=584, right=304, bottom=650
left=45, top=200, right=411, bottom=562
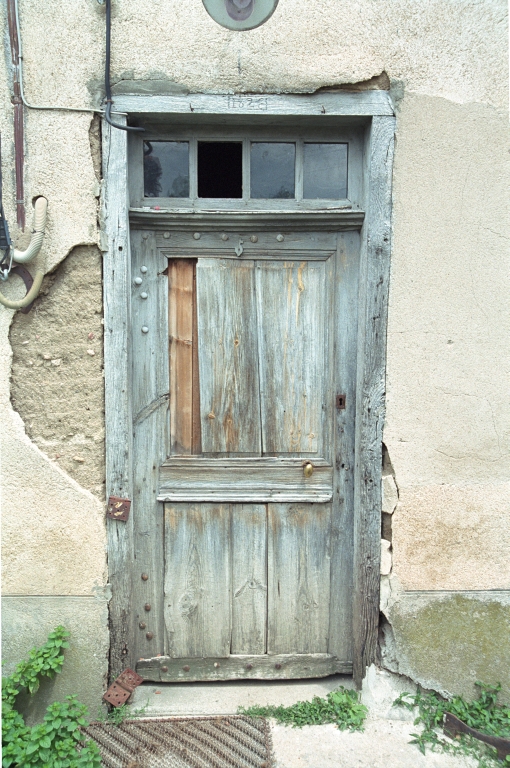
left=303, top=462, right=314, bottom=478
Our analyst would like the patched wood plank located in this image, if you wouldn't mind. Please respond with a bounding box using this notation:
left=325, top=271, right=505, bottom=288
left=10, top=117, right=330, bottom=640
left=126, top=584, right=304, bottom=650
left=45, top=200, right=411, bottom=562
left=137, top=653, right=352, bottom=682
left=231, top=505, right=267, bottom=655
left=267, top=503, right=331, bottom=654
left=256, top=260, right=328, bottom=455
left=131, top=231, right=168, bottom=662
left=164, top=503, right=231, bottom=658
left=158, top=457, right=333, bottom=502
left=328, top=231, right=360, bottom=664
left=196, top=259, right=261, bottom=454
left=169, top=259, right=194, bottom=454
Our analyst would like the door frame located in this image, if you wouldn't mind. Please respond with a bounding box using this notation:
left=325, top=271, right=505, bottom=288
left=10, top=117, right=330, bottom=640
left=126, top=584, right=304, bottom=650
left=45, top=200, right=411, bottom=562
left=101, top=91, right=395, bottom=687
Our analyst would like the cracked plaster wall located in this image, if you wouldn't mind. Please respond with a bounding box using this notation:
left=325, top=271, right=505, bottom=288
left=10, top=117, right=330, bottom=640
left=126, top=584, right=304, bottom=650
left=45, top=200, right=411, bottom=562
left=1, top=0, right=508, bottom=705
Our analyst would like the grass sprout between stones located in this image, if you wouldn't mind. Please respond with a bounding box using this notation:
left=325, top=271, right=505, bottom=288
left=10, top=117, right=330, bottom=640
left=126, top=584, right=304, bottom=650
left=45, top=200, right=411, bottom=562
left=239, top=687, right=367, bottom=731
left=393, top=682, right=510, bottom=767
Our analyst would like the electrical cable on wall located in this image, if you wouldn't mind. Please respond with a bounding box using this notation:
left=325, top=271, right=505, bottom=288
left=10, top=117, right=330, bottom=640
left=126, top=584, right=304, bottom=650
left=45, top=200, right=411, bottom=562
left=11, top=0, right=143, bottom=133
left=104, top=0, right=144, bottom=133
left=11, top=0, right=101, bottom=114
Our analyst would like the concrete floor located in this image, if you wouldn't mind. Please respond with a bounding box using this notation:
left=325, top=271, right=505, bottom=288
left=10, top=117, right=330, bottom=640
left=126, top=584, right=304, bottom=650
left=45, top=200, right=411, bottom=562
left=129, top=669, right=478, bottom=767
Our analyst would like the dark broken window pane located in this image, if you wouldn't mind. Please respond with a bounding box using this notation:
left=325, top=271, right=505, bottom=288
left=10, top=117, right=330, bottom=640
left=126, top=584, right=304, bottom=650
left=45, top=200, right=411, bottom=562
left=197, top=142, right=243, bottom=198
left=303, top=143, right=348, bottom=199
left=250, top=143, right=295, bottom=199
left=144, top=141, right=189, bottom=198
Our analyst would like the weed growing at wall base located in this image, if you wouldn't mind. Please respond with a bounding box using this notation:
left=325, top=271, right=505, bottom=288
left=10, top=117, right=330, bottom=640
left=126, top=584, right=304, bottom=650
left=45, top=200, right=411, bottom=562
left=394, top=682, right=510, bottom=768
left=239, top=686, right=367, bottom=731
left=2, top=626, right=101, bottom=768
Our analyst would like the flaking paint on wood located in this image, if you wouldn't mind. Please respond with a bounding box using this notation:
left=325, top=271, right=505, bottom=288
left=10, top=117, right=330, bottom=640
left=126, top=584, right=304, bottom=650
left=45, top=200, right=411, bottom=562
left=231, top=504, right=267, bottom=655
left=352, top=116, right=395, bottom=686
left=197, top=259, right=262, bottom=454
left=267, top=503, right=332, bottom=655
left=131, top=231, right=168, bottom=662
left=256, top=260, right=328, bottom=455
left=102, top=118, right=136, bottom=679
left=164, top=503, right=231, bottom=658
left=138, top=653, right=352, bottom=682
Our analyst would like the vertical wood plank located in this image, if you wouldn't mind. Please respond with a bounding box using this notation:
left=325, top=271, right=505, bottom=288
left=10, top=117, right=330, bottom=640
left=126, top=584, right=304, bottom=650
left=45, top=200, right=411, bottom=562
left=328, top=231, right=360, bottom=664
left=164, top=503, right=231, bottom=658
left=256, top=260, right=328, bottom=455
left=102, top=117, right=135, bottom=679
left=169, top=259, right=194, bottom=454
left=231, top=504, right=267, bottom=655
left=192, top=264, right=202, bottom=454
left=131, top=231, right=168, bottom=662
left=353, top=115, right=395, bottom=686
left=267, top=503, right=331, bottom=654
left=196, top=259, right=261, bottom=455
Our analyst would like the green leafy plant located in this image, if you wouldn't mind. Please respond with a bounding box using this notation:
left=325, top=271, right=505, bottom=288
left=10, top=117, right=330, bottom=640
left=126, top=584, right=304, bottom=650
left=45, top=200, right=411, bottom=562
left=393, top=682, right=510, bottom=768
left=2, top=626, right=101, bottom=768
left=239, top=686, right=367, bottom=731
left=95, top=700, right=148, bottom=726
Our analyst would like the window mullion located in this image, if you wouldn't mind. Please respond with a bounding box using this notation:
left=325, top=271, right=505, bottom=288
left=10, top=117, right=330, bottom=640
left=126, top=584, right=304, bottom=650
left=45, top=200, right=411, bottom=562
left=296, top=139, right=304, bottom=202
left=189, top=137, right=198, bottom=201
left=243, top=139, right=250, bottom=202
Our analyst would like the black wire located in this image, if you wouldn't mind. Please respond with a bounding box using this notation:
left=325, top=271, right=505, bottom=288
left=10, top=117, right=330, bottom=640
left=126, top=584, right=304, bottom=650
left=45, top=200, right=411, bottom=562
left=0, top=134, right=13, bottom=264
left=104, top=0, right=144, bottom=133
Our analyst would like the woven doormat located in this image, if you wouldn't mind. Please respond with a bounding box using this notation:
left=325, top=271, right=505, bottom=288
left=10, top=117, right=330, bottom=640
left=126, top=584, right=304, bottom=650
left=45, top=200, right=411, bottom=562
left=82, top=716, right=274, bottom=768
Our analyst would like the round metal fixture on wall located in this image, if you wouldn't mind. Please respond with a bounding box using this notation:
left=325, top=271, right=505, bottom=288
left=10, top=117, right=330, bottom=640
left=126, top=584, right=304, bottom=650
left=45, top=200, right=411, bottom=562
left=202, top=0, right=279, bottom=31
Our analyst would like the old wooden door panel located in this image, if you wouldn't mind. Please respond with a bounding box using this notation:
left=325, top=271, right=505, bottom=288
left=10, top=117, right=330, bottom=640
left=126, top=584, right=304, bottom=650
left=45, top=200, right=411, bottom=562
left=231, top=504, right=267, bottom=655
left=256, top=260, right=332, bottom=456
left=267, top=503, right=331, bottom=654
left=131, top=229, right=358, bottom=679
left=164, top=503, right=231, bottom=658
left=196, top=259, right=261, bottom=455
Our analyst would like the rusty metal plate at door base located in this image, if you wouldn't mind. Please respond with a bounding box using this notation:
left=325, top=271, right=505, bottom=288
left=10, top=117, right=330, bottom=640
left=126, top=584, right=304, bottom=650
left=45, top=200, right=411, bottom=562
left=106, top=496, right=131, bottom=522
left=103, top=668, right=144, bottom=707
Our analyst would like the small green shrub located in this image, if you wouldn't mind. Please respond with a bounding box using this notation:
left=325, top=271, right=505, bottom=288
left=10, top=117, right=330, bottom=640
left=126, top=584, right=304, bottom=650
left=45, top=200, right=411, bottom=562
left=239, top=686, right=367, bottom=731
left=2, top=626, right=101, bottom=768
left=394, top=682, right=510, bottom=768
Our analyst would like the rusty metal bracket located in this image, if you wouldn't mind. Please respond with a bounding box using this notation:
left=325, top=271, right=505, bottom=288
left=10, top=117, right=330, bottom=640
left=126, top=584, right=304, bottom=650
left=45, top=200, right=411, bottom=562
left=444, top=712, right=510, bottom=761
left=103, top=668, right=144, bottom=707
left=106, top=496, right=131, bottom=522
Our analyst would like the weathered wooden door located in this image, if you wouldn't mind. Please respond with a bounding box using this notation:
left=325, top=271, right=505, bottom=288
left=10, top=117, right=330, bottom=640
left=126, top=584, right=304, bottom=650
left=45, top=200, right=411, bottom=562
left=131, top=224, right=359, bottom=682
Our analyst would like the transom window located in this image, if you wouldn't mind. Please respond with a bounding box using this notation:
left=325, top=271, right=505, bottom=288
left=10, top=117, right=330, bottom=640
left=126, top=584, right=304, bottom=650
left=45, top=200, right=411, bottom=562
left=143, top=139, right=347, bottom=202
left=130, top=124, right=362, bottom=211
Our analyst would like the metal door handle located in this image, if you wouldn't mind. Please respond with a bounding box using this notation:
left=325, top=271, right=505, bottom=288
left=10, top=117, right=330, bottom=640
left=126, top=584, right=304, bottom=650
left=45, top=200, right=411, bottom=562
left=303, top=462, right=314, bottom=478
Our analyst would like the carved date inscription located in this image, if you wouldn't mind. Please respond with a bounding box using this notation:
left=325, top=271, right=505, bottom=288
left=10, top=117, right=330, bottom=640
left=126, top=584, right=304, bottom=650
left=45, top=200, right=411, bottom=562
left=227, top=96, right=268, bottom=111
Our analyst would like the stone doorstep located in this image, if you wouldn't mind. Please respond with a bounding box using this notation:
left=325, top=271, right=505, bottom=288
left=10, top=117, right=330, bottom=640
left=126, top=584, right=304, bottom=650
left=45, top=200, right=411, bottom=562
left=128, top=674, right=354, bottom=717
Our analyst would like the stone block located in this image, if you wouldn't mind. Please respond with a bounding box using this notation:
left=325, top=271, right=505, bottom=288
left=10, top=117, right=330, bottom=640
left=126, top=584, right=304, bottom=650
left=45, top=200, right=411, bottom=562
left=380, top=539, right=392, bottom=575
left=1, top=596, right=109, bottom=724
left=382, top=474, right=398, bottom=515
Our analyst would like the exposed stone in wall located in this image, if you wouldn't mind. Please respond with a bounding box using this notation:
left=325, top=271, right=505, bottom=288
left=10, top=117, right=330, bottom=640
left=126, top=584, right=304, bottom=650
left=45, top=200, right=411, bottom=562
left=10, top=246, right=105, bottom=500
left=88, top=115, right=102, bottom=183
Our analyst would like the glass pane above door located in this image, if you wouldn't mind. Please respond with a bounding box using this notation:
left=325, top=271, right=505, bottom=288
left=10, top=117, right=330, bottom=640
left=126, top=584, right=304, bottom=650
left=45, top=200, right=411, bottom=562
left=303, top=143, right=348, bottom=199
left=144, top=141, right=190, bottom=198
left=250, top=143, right=295, bottom=199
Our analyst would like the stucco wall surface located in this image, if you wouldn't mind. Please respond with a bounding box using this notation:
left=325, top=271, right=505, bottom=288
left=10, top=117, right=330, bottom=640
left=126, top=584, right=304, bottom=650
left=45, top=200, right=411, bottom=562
left=1, top=0, right=508, bottom=706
